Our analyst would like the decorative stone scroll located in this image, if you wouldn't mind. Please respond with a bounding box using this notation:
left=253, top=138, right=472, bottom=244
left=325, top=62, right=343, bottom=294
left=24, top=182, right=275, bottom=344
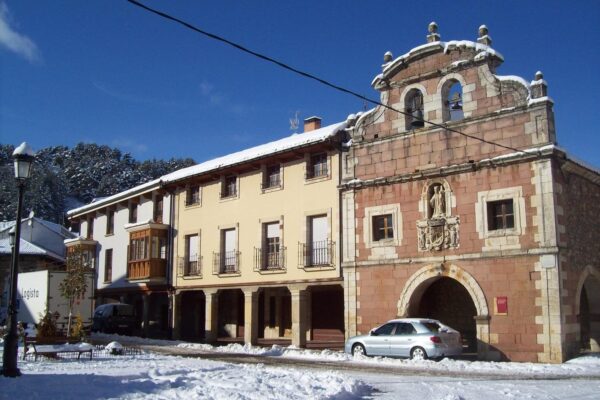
left=417, top=182, right=460, bottom=251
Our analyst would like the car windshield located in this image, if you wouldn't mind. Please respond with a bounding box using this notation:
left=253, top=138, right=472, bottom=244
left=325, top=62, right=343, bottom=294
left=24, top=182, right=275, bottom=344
left=115, top=306, right=134, bottom=316
left=423, top=322, right=441, bottom=333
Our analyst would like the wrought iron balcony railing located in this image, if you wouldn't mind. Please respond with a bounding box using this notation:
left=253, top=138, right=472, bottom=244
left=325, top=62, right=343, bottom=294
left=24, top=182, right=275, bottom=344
left=253, top=247, right=286, bottom=272
left=177, top=255, right=202, bottom=277
left=212, top=251, right=240, bottom=274
left=298, top=240, right=335, bottom=267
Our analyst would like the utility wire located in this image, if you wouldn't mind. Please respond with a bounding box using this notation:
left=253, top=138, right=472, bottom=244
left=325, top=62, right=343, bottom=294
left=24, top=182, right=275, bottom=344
left=127, top=0, right=524, bottom=154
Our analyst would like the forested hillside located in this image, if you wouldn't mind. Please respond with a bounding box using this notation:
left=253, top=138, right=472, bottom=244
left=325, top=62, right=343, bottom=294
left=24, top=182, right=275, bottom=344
left=0, top=143, right=195, bottom=224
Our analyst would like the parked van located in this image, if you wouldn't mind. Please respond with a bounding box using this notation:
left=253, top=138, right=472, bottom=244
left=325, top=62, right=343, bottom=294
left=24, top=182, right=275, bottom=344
left=92, top=303, right=138, bottom=335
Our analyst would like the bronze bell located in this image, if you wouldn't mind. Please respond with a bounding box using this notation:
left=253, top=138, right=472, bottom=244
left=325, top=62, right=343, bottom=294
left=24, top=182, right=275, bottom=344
left=410, top=109, right=424, bottom=128
left=450, top=92, right=462, bottom=110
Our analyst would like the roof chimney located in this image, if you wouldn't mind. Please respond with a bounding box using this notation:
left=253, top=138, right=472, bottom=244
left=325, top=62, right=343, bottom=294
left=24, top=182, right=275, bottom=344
left=304, top=116, right=322, bottom=132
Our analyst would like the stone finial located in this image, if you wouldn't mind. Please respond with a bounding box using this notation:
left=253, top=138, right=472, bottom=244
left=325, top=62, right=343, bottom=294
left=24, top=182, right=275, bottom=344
left=531, top=70, right=548, bottom=98
left=427, top=21, right=441, bottom=43
left=383, top=51, right=393, bottom=63
left=535, top=71, right=544, bottom=81
left=477, top=24, right=492, bottom=46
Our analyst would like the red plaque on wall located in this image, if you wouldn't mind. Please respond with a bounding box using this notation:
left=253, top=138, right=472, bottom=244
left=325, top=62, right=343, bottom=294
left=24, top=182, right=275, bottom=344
left=495, top=296, right=508, bottom=315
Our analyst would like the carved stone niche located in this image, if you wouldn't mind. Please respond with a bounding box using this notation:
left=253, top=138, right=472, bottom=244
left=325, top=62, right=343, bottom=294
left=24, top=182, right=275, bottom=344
left=417, top=180, right=460, bottom=251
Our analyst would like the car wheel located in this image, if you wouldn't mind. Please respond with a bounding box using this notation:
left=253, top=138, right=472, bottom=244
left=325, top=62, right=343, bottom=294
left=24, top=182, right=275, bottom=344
left=410, top=346, right=428, bottom=360
left=352, top=343, right=367, bottom=356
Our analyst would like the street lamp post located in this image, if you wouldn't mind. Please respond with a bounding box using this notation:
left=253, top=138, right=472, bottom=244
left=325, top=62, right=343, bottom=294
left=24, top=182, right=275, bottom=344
left=1, top=142, right=35, bottom=378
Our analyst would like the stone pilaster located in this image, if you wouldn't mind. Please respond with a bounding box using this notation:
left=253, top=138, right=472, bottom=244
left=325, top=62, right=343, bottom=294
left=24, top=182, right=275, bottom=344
left=243, top=287, right=259, bottom=345
left=142, top=293, right=149, bottom=337
left=204, top=289, right=219, bottom=343
left=290, top=285, right=309, bottom=347
left=172, top=291, right=182, bottom=340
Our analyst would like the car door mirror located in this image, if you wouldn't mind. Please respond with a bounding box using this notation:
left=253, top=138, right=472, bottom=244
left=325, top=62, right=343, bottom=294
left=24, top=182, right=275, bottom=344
left=369, top=329, right=378, bottom=336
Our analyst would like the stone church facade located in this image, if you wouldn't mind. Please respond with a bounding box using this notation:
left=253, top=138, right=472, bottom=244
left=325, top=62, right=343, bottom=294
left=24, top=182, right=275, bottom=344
left=340, top=23, right=600, bottom=362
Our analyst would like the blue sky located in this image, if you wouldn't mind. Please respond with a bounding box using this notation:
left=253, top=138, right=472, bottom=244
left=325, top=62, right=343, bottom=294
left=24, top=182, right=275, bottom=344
left=1, top=1, right=599, bottom=168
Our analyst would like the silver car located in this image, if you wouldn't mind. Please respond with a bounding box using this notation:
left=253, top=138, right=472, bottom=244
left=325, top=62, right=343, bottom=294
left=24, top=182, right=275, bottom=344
left=344, top=318, right=462, bottom=360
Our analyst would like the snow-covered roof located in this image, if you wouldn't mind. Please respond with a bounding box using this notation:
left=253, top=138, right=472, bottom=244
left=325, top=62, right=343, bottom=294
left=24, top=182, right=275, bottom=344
left=67, top=121, right=347, bottom=217
left=0, top=237, right=64, bottom=261
left=162, top=121, right=346, bottom=184
left=67, top=178, right=161, bottom=217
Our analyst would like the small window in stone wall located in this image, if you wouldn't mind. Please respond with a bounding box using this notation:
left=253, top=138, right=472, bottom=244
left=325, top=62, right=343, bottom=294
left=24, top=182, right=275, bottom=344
left=443, top=80, right=464, bottom=122
left=405, top=89, right=424, bottom=130
left=487, top=199, right=514, bottom=230
left=372, top=214, right=394, bottom=241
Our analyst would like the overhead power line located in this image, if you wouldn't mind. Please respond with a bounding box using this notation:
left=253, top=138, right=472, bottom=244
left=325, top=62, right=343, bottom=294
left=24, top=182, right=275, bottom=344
left=126, top=0, right=524, bottom=154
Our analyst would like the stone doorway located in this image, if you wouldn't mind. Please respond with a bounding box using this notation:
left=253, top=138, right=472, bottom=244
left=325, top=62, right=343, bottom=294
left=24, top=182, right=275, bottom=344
left=217, top=289, right=244, bottom=339
left=258, top=287, right=292, bottom=340
left=310, top=285, right=345, bottom=346
left=180, top=291, right=205, bottom=342
left=410, top=277, right=477, bottom=352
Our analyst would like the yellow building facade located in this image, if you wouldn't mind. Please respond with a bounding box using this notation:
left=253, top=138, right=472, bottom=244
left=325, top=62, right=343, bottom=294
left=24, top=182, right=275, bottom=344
left=165, top=118, right=349, bottom=347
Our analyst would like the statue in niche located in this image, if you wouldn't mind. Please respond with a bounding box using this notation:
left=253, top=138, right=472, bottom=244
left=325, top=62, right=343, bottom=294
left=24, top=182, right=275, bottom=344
left=429, top=185, right=445, bottom=218
left=417, top=182, right=460, bottom=252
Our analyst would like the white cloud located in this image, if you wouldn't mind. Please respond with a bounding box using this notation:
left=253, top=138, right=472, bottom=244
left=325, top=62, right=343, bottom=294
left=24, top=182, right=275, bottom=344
left=199, top=80, right=250, bottom=114
left=111, top=138, right=149, bottom=155
left=0, top=2, right=41, bottom=63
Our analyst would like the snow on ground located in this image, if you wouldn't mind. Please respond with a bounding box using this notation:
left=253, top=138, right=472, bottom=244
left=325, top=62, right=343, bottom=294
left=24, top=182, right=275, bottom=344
left=92, top=333, right=600, bottom=379
left=1, top=351, right=368, bottom=400
left=2, top=334, right=599, bottom=399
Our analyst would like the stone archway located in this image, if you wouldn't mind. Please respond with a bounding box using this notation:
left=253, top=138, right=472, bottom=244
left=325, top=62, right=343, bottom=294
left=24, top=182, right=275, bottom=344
left=397, top=263, right=494, bottom=359
left=575, top=266, right=600, bottom=352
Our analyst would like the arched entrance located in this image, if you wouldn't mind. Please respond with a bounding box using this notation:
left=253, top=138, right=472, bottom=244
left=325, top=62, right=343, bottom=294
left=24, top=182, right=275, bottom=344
left=577, top=267, right=600, bottom=352
left=413, top=277, right=477, bottom=351
left=398, top=264, right=490, bottom=358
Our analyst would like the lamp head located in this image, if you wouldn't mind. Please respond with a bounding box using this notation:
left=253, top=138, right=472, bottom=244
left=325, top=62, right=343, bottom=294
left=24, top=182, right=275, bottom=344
left=12, top=142, right=35, bottom=180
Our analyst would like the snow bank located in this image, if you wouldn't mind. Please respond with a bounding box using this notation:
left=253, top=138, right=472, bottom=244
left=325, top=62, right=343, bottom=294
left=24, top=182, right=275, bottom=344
left=1, top=352, right=369, bottom=399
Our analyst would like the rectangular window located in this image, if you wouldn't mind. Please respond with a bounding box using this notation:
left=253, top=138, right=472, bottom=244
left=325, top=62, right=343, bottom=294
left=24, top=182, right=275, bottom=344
left=263, top=222, right=281, bottom=269
left=184, top=234, right=199, bottom=275
left=106, top=209, right=114, bottom=235
left=104, top=249, right=113, bottom=283
left=221, top=228, right=237, bottom=271
left=186, top=185, right=200, bottom=206
left=154, top=195, right=164, bottom=223
left=264, top=164, right=281, bottom=189
left=487, top=199, right=514, bottom=230
left=372, top=214, right=394, bottom=241
left=308, top=153, right=328, bottom=178
left=222, top=176, right=237, bottom=198
left=309, top=215, right=329, bottom=265
left=129, top=237, right=149, bottom=261
left=129, top=203, right=138, bottom=223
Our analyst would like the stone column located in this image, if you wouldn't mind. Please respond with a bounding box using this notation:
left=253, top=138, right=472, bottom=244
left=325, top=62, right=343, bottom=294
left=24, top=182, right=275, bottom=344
left=290, top=285, right=309, bottom=347
left=243, top=287, right=259, bottom=345
left=172, top=291, right=182, bottom=340
left=142, top=293, right=150, bottom=338
left=204, top=289, right=219, bottom=343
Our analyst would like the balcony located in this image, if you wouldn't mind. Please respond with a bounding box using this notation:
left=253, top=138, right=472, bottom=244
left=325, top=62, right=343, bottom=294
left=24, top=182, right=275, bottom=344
left=298, top=240, right=335, bottom=268
left=254, top=247, right=286, bottom=272
left=212, top=251, right=240, bottom=275
left=127, top=258, right=167, bottom=282
left=177, top=255, right=202, bottom=278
